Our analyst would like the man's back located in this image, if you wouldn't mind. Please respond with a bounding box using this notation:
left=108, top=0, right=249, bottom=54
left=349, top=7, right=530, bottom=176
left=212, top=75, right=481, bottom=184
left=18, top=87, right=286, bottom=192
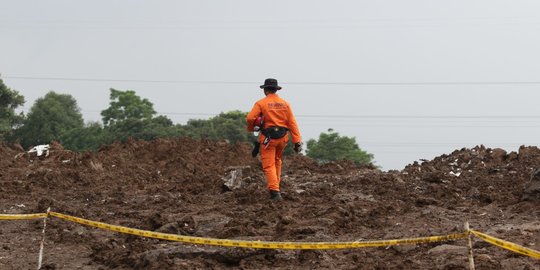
left=248, top=93, right=301, bottom=144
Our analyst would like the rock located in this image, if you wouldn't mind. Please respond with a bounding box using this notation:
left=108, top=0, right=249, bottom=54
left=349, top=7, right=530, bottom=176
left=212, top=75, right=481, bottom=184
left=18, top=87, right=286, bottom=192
left=274, top=250, right=298, bottom=261
left=50, top=140, right=64, bottom=150
left=490, top=148, right=507, bottom=162
left=415, top=197, right=438, bottom=207
left=216, top=139, right=230, bottom=147
left=11, top=142, right=24, bottom=152
left=392, top=175, right=405, bottom=184
left=501, top=258, right=532, bottom=270
left=134, top=245, right=261, bottom=269
left=156, top=222, right=180, bottom=234
left=316, top=218, right=335, bottom=227
left=475, top=253, right=492, bottom=261
left=291, top=226, right=328, bottom=235
left=192, top=214, right=231, bottom=236
left=507, top=151, right=518, bottom=161
left=422, top=172, right=444, bottom=183
left=391, top=244, right=416, bottom=254
left=223, top=168, right=244, bottom=191
left=279, top=215, right=295, bottom=225
left=420, top=209, right=432, bottom=216
left=518, top=146, right=540, bottom=160
left=427, top=244, right=467, bottom=255
left=522, top=169, right=540, bottom=201
left=332, top=193, right=377, bottom=203
left=486, top=222, right=540, bottom=235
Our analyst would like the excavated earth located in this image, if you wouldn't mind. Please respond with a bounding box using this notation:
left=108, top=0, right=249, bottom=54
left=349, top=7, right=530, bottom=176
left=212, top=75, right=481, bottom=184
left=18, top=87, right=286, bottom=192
left=1, top=137, right=540, bottom=269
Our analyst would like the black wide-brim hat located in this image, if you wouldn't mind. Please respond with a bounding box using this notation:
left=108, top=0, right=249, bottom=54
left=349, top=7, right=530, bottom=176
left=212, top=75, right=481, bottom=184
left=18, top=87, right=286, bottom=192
left=260, top=78, right=282, bottom=90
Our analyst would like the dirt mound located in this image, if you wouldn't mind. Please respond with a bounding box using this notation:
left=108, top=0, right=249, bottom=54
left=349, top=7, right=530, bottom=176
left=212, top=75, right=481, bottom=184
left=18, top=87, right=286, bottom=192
left=1, top=140, right=540, bottom=269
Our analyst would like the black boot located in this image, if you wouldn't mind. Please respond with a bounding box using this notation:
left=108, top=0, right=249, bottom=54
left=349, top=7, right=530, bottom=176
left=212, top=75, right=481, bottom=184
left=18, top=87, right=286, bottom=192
left=269, top=190, right=283, bottom=201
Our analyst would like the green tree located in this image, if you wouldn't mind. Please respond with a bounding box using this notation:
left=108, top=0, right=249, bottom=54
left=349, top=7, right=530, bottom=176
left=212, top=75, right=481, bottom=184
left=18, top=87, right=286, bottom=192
left=179, top=110, right=251, bottom=143
left=101, top=88, right=156, bottom=126
left=100, top=89, right=180, bottom=142
left=60, top=122, right=110, bottom=151
left=106, top=116, right=181, bottom=142
left=306, top=129, right=374, bottom=165
left=0, top=79, right=25, bottom=139
left=15, top=91, right=83, bottom=148
left=179, top=110, right=296, bottom=154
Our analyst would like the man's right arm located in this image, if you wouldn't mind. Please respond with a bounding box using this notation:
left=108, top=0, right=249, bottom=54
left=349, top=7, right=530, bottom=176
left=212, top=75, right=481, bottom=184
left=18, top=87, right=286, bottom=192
left=246, top=102, right=261, bottom=132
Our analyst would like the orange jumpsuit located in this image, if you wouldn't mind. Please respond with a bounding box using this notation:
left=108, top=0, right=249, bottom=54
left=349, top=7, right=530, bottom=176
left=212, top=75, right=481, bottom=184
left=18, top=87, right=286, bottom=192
left=247, top=93, right=301, bottom=192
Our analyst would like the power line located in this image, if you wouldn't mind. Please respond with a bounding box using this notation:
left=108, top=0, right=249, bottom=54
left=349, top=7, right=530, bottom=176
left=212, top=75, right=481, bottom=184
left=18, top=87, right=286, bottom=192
left=38, top=110, right=540, bottom=120
left=1, top=16, right=538, bottom=30
left=4, top=76, right=540, bottom=86
left=134, top=111, right=540, bottom=119
left=21, top=108, right=540, bottom=120
left=2, top=76, right=255, bottom=85
left=286, top=81, right=540, bottom=86
left=294, top=115, right=540, bottom=119
left=360, top=143, right=538, bottom=147
left=302, top=124, right=540, bottom=128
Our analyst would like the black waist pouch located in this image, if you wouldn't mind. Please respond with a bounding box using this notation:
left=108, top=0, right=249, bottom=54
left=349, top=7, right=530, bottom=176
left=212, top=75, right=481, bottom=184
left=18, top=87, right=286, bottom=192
left=263, top=126, right=289, bottom=139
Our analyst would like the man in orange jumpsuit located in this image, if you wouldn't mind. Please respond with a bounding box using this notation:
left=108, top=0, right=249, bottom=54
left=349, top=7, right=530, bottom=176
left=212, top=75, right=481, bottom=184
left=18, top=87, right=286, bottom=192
left=247, top=78, right=302, bottom=201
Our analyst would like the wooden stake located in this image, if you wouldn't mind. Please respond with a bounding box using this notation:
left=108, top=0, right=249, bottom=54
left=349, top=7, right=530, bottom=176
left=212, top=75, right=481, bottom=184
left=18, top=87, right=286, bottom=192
left=465, top=221, right=475, bottom=270
left=37, top=208, right=50, bottom=270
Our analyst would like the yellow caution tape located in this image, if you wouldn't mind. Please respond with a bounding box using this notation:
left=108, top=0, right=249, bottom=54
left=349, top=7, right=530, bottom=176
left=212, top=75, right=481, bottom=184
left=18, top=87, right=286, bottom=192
left=4, top=212, right=540, bottom=257
left=470, top=230, right=540, bottom=260
left=49, top=211, right=467, bottom=250
left=0, top=213, right=48, bottom=220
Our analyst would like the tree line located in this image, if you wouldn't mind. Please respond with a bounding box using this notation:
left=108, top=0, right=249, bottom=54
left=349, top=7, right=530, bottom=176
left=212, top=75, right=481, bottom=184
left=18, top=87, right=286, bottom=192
left=0, top=79, right=374, bottom=165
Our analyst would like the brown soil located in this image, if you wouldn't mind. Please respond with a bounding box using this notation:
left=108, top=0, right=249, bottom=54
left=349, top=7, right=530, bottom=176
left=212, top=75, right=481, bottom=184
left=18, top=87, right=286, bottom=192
left=1, top=138, right=540, bottom=269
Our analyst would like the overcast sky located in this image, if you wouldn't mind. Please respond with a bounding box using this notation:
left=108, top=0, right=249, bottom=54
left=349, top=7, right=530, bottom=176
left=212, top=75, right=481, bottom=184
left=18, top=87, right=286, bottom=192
left=1, top=0, right=540, bottom=170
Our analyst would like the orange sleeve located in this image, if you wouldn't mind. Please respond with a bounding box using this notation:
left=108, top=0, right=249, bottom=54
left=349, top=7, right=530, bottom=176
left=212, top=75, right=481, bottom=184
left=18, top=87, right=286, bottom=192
left=246, top=102, right=262, bottom=132
left=286, top=102, right=302, bottom=143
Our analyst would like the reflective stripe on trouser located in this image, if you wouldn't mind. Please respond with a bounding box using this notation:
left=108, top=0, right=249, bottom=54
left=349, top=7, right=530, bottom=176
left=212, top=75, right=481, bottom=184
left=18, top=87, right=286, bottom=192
left=260, top=136, right=288, bottom=191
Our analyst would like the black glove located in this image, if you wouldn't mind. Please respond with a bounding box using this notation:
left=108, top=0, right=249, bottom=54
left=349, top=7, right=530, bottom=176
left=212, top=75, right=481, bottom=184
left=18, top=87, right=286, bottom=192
left=293, top=142, right=303, bottom=154
left=252, top=141, right=260, bottom=157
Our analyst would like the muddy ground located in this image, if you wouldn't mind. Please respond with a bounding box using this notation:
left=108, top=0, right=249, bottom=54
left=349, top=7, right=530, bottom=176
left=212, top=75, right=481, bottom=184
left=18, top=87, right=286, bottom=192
left=1, top=137, right=540, bottom=269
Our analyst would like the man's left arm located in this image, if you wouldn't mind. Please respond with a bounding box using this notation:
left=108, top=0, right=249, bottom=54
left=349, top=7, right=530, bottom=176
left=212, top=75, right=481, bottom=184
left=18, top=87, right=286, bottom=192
left=286, top=103, right=302, bottom=144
